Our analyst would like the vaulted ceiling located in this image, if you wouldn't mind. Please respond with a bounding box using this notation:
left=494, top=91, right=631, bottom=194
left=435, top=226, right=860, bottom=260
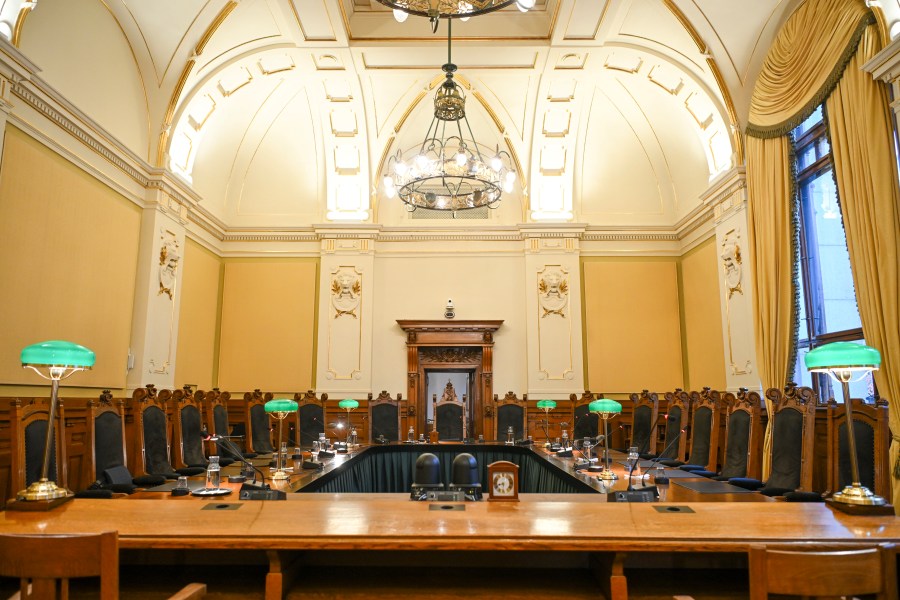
left=13, top=0, right=900, bottom=230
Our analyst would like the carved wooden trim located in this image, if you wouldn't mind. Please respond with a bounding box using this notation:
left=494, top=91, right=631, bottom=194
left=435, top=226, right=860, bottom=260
left=419, top=347, right=481, bottom=363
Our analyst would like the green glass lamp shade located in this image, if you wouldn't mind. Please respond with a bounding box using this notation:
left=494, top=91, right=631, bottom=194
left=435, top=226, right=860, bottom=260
left=804, top=342, right=881, bottom=373
left=264, top=399, right=298, bottom=413
left=339, top=399, right=359, bottom=410
left=21, top=340, right=95, bottom=368
left=536, top=399, right=556, bottom=410
left=589, top=399, right=622, bottom=414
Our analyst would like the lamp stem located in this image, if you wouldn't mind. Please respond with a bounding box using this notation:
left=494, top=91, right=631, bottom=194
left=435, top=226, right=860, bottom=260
left=278, top=416, right=285, bottom=472
left=39, top=378, right=60, bottom=482
left=841, top=379, right=862, bottom=487
left=603, top=415, right=610, bottom=473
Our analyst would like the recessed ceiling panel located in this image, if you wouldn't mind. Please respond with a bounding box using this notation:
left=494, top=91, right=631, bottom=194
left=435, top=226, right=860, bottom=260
left=119, top=0, right=209, bottom=82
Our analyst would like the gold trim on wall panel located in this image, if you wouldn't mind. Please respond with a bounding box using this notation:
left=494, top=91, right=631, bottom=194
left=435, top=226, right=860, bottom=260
left=536, top=265, right=574, bottom=380
left=11, top=3, right=32, bottom=47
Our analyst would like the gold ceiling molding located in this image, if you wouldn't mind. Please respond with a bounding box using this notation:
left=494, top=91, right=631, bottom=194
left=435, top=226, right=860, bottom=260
left=11, top=2, right=32, bottom=48
left=661, top=0, right=743, bottom=164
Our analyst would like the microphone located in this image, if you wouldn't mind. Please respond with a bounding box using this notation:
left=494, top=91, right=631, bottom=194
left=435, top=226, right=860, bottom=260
left=642, top=424, right=686, bottom=479
left=201, top=429, right=268, bottom=488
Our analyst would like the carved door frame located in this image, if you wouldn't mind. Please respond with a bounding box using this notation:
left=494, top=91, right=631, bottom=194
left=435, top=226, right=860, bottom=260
left=397, top=320, right=503, bottom=440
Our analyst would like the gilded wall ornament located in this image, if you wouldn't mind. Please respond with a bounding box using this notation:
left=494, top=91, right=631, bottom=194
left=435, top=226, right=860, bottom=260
left=538, top=268, right=569, bottom=317
left=158, top=234, right=181, bottom=300
left=331, top=270, right=362, bottom=318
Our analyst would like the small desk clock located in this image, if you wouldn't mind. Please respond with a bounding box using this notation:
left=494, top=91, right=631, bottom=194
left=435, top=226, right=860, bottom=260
left=487, top=460, right=519, bottom=501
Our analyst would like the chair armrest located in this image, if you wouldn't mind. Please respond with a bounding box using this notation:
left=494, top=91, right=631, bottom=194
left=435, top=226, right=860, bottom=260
left=167, top=583, right=207, bottom=599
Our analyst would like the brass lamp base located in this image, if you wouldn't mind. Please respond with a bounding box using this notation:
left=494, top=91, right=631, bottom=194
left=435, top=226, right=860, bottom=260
left=597, top=470, right=618, bottom=481
left=8, top=479, right=74, bottom=511
left=271, top=470, right=290, bottom=480
left=831, top=484, right=885, bottom=506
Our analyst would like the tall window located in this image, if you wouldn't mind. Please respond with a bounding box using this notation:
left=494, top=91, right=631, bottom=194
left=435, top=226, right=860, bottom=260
left=791, top=106, right=875, bottom=403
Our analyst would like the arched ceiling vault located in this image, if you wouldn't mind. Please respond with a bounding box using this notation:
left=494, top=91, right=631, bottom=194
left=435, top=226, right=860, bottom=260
left=12, top=0, right=900, bottom=230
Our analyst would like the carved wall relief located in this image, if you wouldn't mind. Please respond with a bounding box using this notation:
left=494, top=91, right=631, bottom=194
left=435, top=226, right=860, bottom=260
left=538, top=267, right=569, bottom=318
left=158, top=231, right=180, bottom=300
left=536, top=265, right=574, bottom=380
left=326, top=265, right=363, bottom=380
left=331, top=270, right=362, bottom=318
left=721, top=231, right=743, bottom=298
left=721, top=228, right=753, bottom=376
left=420, top=347, right=481, bottom=363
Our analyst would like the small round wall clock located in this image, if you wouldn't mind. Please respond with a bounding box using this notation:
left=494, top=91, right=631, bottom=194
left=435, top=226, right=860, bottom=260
left=487, top=460, right=519, bottom=501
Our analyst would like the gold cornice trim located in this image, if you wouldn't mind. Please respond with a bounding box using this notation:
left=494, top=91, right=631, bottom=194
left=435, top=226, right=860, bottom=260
left=11, top=4, right=32, bottom=48
left=662, top=0, right=743, bottom=164
left=196, top=1, right=238, bottom=55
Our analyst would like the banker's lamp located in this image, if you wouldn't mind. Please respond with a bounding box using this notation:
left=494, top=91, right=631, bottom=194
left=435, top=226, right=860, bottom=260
left=805, top=342, right=885, bottom=507
left=16, top=340, right=95, bottom=506
left=589, top=399, right=621, bottom=481
left=536, top=399, right=556, bottom=444
left=265, top=398, right=298, bottom=480
left=338, top=398, right=359, bottom=443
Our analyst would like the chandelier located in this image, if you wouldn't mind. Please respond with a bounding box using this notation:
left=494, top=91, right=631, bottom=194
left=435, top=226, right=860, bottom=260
left=377, top=0, right=535, bottom=24
left=382, top=20, right=516, bottom=214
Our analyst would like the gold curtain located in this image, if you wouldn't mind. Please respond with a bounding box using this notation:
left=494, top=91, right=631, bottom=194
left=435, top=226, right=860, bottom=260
left=827, top=26, right=900, bottom=510
left=748, top=0, right=871, bottom=137
left=746, top=0, right=874, bottom=480
left=746, top=136, right=795, bottom=479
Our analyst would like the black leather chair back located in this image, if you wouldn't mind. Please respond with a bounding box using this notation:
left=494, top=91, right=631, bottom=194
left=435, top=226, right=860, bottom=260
left=25, top=420, right=56, bottom=485
left=179, top=405, right=205, bottom=467
left=496, top=404, right=525, bottom=441
left=768, top=408, right=803, bottom=490
left=94, top=412, right=125, bottom=477
left=372, top=403, right=399, bottom=442
left=437, top=404, right=464, bottom=440
left=687, top=406, right=713, bottom=466
left=632, top=405, right=653, bottom=454
left=573, top=404, right=599, bottom=440
left=839, top=420, right=876, bottom=490
left=660, top=405, right=682, bottom=459
left=299, top=403, right=324, bottom=447
left=142, top=406, right=174, bottom=475
left=249, top=404, right=275, bottom=454
left=720, top=410, right=750, bottom=478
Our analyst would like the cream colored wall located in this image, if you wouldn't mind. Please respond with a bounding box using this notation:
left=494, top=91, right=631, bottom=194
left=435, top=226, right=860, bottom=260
left=174, top=239, right=223, bottom=390
left=680, top=237, right=727, bottom=390
left=217, top=258, right=318, bottom=393
left=370, top=252, right=528, bottom=396
left=582, top=257, right=684, bottom=393
left=0, top=125, right=142, bottom=390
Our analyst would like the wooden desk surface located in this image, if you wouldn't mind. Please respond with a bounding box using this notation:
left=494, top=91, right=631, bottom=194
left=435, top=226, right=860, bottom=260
left=1, top=496, right=896, bottom=553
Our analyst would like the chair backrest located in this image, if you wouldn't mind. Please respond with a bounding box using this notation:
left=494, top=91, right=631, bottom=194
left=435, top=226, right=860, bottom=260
left=9, top=397, right=67, bottom=495
left=827, top=396, right=890, bottom=498
left=368, top=391, right=401, bottom=442
left=494, top=391, right=527, bottom=441
left=434, top=387, right=466, bottom=441
left=172, top=385, right=206, bottom=469
left=133, top=384, right=175, bottom=477
left=0, top=531, right=119, bottom=600
left=570, top=391, right=599, bottom=440
left=87, top=390, right=128, bottom=481
left=627, top=390, right=659, bottom=455
left=686, top=387, right=721, bottom=471
left=765, top=383, right=816, bottom=491
left=660, top=389, right=690, bottom=460
left=748, top=543, right=897, bottom=599
left=294, top=390, right=327, bottom=447
left=203, top=388, right=232, bottom=439
left=719, top=387, right=762, bottom=479
left=244, top=389, right=275, bottom=454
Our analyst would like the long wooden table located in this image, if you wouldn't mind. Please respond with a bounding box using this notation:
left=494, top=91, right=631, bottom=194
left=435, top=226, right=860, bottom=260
left=2, top=495, right=898, bottom=599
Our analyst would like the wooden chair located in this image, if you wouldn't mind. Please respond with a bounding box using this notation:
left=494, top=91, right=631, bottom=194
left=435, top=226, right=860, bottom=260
left=0, top=530, right=207, bottom=600
left=244, top=389, right=275, bottom=454
left=494, top=391, right=527, bottom=442
left=368, top=391, right=401, bottom=443
left=827, top=396, right=890, bottom=498
left=748, top=543, right=897, bottom=599
left=730, top=383, right=817, bottom=497
left=172, top=385, right=209, bottom=470
left=570, top=391, right=600, bottom=441
left=657, top=389, right=690, bottom=465
left=294, top=390, right=327, bottom=448
left=681, top=387, right=721, bottom=472
left=133, top=385, right=204, bottom=479
left=203, top=388, right=251, bottom=459
left=625, top=390, right=658, bottom=456
left=714, top=387, right=762, bottom=480
left=8, top=397, right=67, bottom=501
left=434, top=383, right=467, bottom=441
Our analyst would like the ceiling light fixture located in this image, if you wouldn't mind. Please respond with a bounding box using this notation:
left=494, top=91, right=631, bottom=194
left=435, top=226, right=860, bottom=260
left=382, top=19, right=516, bottom=215
left=381, top=0, right=528, bottom=25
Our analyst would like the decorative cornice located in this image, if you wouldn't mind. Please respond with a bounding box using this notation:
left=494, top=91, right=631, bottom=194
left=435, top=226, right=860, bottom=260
left=582, top=231, right=679, bottom=242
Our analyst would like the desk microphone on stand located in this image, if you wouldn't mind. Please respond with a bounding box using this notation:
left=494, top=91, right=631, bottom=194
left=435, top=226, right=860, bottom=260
left=201, top=430, right=286, bottom=500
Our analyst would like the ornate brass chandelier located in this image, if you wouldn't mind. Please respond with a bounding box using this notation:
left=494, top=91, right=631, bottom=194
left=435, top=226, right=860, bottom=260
left=376, top=0, right=534, bottom=23
left=382, top=19, right=516, bottom=214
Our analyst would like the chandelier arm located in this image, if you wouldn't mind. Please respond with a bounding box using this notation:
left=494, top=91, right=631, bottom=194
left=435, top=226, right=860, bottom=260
left=461, top=116, right=486, bottom=162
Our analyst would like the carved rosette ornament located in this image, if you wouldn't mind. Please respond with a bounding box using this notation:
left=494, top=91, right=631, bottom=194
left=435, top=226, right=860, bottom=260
left=331, top=269, right=362, bottom=318
left=538, top=268, right=569, bottom=318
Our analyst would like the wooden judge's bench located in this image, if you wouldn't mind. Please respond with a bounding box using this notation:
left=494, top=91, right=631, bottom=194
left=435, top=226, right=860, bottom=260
left=2, top=444, right=899, bottom=599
